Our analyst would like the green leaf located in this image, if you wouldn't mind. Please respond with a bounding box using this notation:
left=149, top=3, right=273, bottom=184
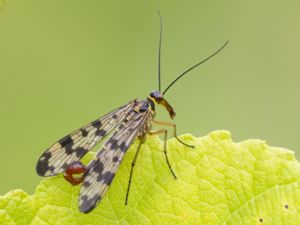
left=1, top=130, right=300, bottom=224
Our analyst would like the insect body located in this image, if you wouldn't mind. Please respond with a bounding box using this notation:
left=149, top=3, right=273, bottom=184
left=36, top=15, right=228, bottom=213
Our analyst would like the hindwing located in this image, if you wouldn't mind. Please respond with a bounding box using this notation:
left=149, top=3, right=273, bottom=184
left=79, top=108, right=152, bottom=213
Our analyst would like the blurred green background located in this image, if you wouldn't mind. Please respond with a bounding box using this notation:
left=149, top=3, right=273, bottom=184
left=0, top=0, right=299, bottom=194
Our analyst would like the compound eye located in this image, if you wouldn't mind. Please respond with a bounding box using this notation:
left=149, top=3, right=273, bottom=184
left=149, top=91, right=163, bottom=101
left=150, top=91, right=156, bottom=98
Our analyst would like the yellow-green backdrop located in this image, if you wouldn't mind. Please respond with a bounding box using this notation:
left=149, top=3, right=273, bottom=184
left=0, top=1, right=299, bottom=195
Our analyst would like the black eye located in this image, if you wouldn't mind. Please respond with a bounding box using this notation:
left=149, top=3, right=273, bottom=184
left=149, top=91, right=163, bottom=100
left=150, top=91, right=159, bottom=98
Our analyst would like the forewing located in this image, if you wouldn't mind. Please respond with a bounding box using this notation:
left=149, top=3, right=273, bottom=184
left=79, top=109, right=151, bottom=213
left=36, top=101, right=135, bottom=177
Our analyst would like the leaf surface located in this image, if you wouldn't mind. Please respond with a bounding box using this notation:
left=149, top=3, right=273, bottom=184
left=1, top=131, right=300, bottom=225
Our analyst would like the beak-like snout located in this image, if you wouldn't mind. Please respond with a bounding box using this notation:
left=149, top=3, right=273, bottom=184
left=159, top=98, right=176, bottom=119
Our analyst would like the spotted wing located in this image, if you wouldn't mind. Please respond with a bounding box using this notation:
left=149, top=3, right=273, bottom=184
left=79, top=109, right=151, bottom=213
left=36, top=101, right=135, bottom=177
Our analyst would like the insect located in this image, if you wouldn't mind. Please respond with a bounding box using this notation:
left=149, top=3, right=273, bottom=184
left=36, top=13, right=229, bottom=213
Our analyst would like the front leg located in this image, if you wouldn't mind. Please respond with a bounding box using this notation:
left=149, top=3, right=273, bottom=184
left=152, top=120, right=194, bottom=148
left=148, top=129, right=177, bottom=179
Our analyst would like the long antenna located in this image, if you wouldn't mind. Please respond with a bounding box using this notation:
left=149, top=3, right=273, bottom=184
left=162, top=40, right=229, bottom=95
left=158, top=11, right=163, bottom=92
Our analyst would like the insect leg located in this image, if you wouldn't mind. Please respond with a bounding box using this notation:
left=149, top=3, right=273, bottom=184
left=152, top=120, right=194, bottom=148
left=125, top=136, right=145, bottom=205
left=149, top=129, right=177, bottom=179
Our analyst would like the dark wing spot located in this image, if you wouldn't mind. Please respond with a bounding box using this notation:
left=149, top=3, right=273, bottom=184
left=48, top=165, right=55, bottom=173
left=98, top=172, right=115, bottom=185
left=36, top=152, right=52, bottom=176
left=59, top=135, right=73, bottom=147
left=81, top=129, right=88, bottom=137
left=89, top=159, right=104, bottom=174
left=76, top=147, right=88, bottom=158
left=83, top=180, right=92, bottom=188
left=91, top=120, right=102, bottom=128
left=109, top=139, right=118, bottom=150
left=120, top=142, right=127, bottom=152
left=96, top=129, right=106, bottom=137
left=259, top=218, right=263, bottom=223
left=285, top=204, right=289, bottom=209
left=79, top=194, right=102, bottom=214
left=112, top=156, right=119, bottom=162
left=64, top=145, right=73, bottom=155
